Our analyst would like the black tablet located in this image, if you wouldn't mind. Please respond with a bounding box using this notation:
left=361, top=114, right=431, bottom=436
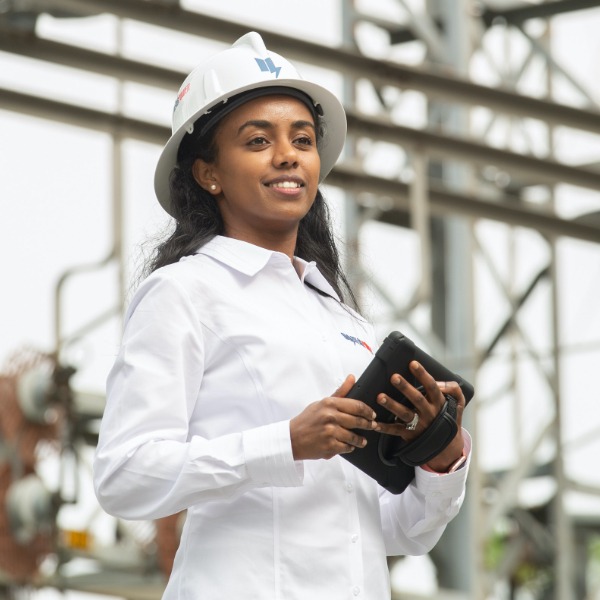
left=342, top=331, right=474, bottom=494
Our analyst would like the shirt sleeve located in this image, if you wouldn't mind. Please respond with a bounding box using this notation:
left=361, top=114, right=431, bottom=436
left=378, top=429, right=472, bottom=556
left=93, top=273, right=303, bottom=522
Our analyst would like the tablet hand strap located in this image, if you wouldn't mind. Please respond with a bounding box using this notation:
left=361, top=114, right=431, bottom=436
left=378, top=395, right=458, bottom=468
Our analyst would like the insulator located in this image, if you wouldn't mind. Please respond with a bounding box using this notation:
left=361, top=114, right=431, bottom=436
left=16, top=369, right=54, bottom=424
left=6, top=475, right=56, bottom=545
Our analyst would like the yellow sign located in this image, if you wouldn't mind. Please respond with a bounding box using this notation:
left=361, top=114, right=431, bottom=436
left=62, top=530, right=91, bottom=550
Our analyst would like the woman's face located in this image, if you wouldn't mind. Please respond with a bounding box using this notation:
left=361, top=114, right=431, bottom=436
left=193, top=95, right=320, bottom=238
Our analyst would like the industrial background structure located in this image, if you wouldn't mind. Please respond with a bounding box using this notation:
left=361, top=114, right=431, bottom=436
left=1, top=1, right=600, bottom=598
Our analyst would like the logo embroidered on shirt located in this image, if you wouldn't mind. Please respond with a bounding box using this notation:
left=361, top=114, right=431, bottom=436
left=341, top=333, right=373, bottom=354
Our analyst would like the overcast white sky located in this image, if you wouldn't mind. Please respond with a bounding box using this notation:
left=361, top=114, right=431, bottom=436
left=2, top=0, right=600, bottom=596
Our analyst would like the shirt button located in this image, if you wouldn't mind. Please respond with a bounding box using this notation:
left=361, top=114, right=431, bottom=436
left=346, top=483, right=353, bottom=492
left=351, top=534, right=358, bottom=543
left=322, top=334, right=328, bottom=342
left=432, top=492, right=440, bottom=498
left=353, top=586, right=360, bottom=596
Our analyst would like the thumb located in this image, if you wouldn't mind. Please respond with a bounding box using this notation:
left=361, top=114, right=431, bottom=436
left=332, top=374, right=356, bottom=398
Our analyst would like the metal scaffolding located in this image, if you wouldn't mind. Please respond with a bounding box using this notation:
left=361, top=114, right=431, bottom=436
left=1, top=0, right=600, bottom=598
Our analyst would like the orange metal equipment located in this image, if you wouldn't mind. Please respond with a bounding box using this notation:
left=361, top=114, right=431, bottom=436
left=0, top=349, right=59, bottom=582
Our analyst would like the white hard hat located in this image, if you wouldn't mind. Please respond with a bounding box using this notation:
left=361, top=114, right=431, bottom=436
left=154, top=32, right=347, bottom=217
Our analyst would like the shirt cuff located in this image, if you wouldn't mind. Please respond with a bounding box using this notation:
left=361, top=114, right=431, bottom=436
left=421, top=448, right=466, bottom=474
left=243, top=420, right=304, bottom=488
left=414, top=429, right=472, bottom=496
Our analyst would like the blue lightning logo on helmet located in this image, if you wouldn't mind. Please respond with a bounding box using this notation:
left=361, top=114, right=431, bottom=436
left=255, top=57, right=281, bottom=78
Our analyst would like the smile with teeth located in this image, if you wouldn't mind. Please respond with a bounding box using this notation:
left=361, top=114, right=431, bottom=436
left=268, top=181, right=303, bottom=188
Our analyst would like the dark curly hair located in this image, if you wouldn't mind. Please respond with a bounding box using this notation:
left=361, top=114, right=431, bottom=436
left=142, top=95, right=359, bottom=312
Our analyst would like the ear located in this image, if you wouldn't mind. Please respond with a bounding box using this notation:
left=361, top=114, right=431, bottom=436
left=192, top=159, right=221, bottom=195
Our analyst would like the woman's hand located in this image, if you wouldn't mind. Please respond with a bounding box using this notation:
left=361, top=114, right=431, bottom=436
left=374, top=361, right=466, bottom=473
left=290, top=375, right=378, bottom=461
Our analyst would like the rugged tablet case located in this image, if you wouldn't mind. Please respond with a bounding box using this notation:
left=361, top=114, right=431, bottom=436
left=342, top=331, right=474, bottom=494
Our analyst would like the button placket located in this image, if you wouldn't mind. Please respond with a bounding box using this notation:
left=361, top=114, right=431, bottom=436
left=341, top=461, right=364, bottom=598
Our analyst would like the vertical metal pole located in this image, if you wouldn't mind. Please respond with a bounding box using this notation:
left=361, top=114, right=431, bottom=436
left=509, top=229, right=522, bottom=462
left=341, top=0, right=362, bottom=305
left=506, top=16, right=521, bottom=469
left=410, top=150, right=432, bottom=304
left=428, top=1, right=481, bottom=598
left=112, top=134, right=125, bottom=315
left=549, top=239, right=574, bottom=600
left=114, top=18, right=125, bottom=316
left=541, top=21, right=574, bottom=600
left=53, top=20, right=126, bottom=357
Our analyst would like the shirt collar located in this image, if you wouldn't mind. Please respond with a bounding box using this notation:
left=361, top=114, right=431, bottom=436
left=292, top=256, right=341, bottom=302
left=197, top=235, right=272, bottom=276
left=197, top=236, right=341, bottom=302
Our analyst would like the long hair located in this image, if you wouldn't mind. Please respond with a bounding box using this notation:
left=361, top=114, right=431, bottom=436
left=142, top=107, right=360, bottom=312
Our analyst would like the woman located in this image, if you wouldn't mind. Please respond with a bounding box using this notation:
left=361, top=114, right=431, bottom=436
left=94, top=32, right=471, bottom=600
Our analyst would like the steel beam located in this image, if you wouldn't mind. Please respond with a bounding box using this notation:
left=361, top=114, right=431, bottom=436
left=0, top=86, right=168, bottom=143
left=483, top=0, right=600, bottom=27
left=3, top=30, right=600, bottom=190
left=44, top=570, right=164, bottom=600
left=345, top=112, right=600, bottom=191
left=326, top=167, right=600, bottom=243
left=2, top=86, right=600, bottom=243
left=11, top=0, right=600, bottom=134
left=388, top=1, right=600, bottom=45
left=0, top=33, right=183, bottom=89
left=482, top=266, right=550, bottom=358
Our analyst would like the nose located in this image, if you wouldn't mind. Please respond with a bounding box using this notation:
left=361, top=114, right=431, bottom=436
left=272, top=138, right=298, bottom=168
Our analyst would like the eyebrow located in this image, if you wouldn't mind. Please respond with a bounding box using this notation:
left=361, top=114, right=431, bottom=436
left=237, top=119, right=315, bottom=135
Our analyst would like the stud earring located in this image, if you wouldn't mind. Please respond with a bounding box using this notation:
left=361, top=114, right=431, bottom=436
left=210, top=184, right=217, bottom=191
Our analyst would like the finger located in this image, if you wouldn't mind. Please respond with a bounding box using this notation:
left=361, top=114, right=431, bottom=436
left=389, top=373, right=428, bottom=411
left=436, top=381, right=466, bottom=408
left=408, top=361, right=445, bottom=409
left=338, top=443, right=356, bottom=455
left=373, top=421, right=411, bottom=438
left=325, top=440, right=357, bottom=458
left=436, top=381, right=466, bottom=427
left=336, top=426, right=367, bottom=449
left=334, top=397, right=377, bottom=421
left=376, top=393, right=417, bottom=423
left=337, top=412, right=379, bottom=431
left=331, top=374, right=356, bottom=398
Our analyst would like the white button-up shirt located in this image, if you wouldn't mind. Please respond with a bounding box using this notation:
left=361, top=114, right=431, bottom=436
left=94, top=235, right=471, bottom=600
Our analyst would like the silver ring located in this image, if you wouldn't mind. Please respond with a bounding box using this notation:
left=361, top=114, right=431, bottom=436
left=405, top=413, right=419, bottom=431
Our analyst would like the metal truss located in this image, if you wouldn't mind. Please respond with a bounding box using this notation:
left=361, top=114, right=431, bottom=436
left=4, top=0, right=600, bottom=131
left=1, top=1, right=600, bottom=599
left=342, top=2, right=600, bottom=600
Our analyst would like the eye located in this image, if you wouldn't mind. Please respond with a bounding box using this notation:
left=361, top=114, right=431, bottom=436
left=248, top=137, right=268, bottom=146
left=295, top=136, right=313, bottom=146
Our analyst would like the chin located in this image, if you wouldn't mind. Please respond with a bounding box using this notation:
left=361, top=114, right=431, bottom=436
left=257, top=211, right=309, bottom=230
left=264, top=201, right=313, bottom=219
